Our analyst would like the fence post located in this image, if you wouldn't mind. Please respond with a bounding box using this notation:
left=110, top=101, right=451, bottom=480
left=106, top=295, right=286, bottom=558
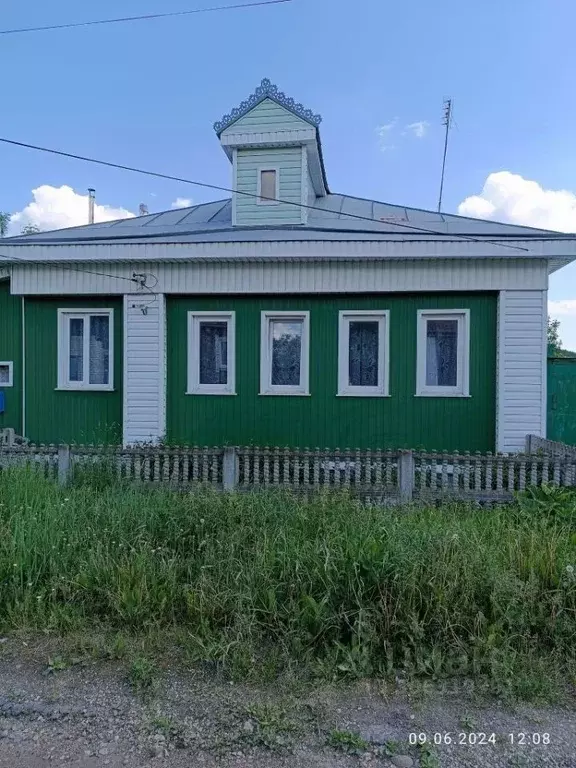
left=525, top=434, right=533, bottom=454
left=398, top=450, right=414, bottom=503
left=223, top=446, right=238, bottom=491
left=57, top=444, right=71, bottom=486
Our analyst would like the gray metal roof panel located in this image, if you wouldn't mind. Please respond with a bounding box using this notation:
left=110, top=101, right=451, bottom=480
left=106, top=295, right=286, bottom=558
left=4, top=193, right=570, bottom=245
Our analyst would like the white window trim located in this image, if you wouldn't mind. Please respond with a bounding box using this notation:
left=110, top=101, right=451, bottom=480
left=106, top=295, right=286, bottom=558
left=0, top=361, right=13, bottom=387
left=260, top=311, right=310, bottom=396
left=187, top=311, right=236, bottom=395
left=57, top=309, right=114, bottom=391
left=337, top=310, right=390, bottom=397
left=416, top=309, right=470, bottom=397
left=256, top=166, right=280, bottom=205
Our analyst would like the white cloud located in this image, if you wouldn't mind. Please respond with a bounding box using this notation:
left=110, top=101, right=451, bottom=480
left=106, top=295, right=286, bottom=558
left=405, top=120, right=430, bottom=139
left=549, top=300, right=576, bottom=317
left=8, top=185, right=135, bottom=235
left=171, top=197, right=193, bottom=209
left=458, top=171, right=576, bottom=232
left=376, top=119, right=398, bottom=151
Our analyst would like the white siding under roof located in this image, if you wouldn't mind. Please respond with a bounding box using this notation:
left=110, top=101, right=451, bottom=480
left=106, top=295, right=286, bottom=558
left=123, top=294, right=166, bottom=446
left=10, top=258, right=548, bottom=296
left=497, top=290, right=547, bottom=453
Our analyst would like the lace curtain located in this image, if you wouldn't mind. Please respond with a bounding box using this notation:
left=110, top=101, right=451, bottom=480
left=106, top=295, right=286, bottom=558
left=348, top=321, right=379, bottom=386
left=271, top=321, right=302, bottom=386
left=69, top=318, right=84, bottom=382
left=89, top=316, right=110, bottom=385
left=199, top=322, right=228, bottom=385
left=426, top=319, right=457, bottom=386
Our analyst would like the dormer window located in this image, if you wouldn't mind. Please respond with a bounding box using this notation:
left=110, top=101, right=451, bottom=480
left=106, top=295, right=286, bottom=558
left=257, top=168, right=279, bottom=205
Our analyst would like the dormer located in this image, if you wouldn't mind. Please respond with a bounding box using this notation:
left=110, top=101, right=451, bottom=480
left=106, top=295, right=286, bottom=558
left=214, top=79, right=329, bottom=226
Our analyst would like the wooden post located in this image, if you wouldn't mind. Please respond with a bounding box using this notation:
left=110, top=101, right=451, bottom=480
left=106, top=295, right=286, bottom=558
left=398, top=450, right=414, bottom=503
left=223, top=446, right=238, bottom=491
left=57, top=444, right=71, bottom=486
left=525, top=434, right=533, bottom=454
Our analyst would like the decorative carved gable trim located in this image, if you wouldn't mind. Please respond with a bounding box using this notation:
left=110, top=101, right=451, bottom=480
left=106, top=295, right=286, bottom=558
left=214, top=78, right=322, bottom=135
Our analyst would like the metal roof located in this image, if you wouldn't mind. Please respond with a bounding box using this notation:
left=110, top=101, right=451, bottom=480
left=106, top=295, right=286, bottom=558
left=4, top=194, right=571, bottom=246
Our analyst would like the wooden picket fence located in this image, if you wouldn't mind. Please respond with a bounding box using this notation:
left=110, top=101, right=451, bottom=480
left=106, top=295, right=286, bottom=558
left=0, top=435, right=575, bottom=503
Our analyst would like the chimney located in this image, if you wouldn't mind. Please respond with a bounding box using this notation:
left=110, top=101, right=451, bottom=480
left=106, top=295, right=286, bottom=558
left=139, top=203, right=149, bottom=216
left=88, top=188, right=95, bottom=224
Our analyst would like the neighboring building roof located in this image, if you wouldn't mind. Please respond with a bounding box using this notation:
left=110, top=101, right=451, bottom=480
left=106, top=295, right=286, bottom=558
left=4, top=193, right=572, bottom=246
left=213, top=78, right=322, bottom=136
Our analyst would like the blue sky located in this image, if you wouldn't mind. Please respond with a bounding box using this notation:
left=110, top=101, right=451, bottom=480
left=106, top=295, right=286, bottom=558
left=2, top=0, right=576, bottom=344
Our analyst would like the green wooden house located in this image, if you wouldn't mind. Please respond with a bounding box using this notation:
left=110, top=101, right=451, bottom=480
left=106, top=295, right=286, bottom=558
left=1, top=79, right=576, bottom=453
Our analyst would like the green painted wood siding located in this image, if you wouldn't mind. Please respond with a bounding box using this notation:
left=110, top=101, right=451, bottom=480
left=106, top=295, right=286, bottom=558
left=167, top=293, right=497, bottom=451
left=235, top=147, right=302, bottom=226
left=0, top=280, right=22, bottom=433
left=24, top=297, right=123, bottom=444
left=221, top=98, right=308, bottom=134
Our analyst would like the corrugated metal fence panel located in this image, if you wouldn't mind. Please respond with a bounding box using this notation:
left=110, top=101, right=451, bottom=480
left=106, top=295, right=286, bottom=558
left=547, top=358, right=576, bottom=447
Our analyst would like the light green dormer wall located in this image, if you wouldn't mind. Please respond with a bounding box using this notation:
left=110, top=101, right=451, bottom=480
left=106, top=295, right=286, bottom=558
left=234, top=147, right=303, bottom=226
left=217, top=91, right=326, bottom=226
left=221, top=98, right=308, bottom=135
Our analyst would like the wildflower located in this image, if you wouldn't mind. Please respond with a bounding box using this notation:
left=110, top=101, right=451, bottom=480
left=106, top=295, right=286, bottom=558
left=566, top=565, right=574, bottom=575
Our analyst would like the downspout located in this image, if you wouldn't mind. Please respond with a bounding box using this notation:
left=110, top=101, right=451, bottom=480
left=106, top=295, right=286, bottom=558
left=21, top=296, right=26, bottom=438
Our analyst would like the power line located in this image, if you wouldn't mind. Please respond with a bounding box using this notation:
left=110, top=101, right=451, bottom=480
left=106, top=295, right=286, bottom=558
left=0, top=136, right=530, bottom=252
left=0, top=0, right=290, bottom=36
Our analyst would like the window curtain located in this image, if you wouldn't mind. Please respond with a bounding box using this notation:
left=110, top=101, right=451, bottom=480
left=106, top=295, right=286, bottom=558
left=426, top=320, right=458, bottom=387
left=199, top=322, right=228, bottom=385
left=348, top=321, right=379, bottom=386
left=271, top=321, right=302, bottom=386
left=69, top=318, right=84, bottom=382
left=89, top=316, right=110, bottom=385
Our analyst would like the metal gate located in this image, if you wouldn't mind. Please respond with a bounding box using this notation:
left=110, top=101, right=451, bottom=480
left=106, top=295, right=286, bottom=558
left=548, top=357, right=576, bottom=446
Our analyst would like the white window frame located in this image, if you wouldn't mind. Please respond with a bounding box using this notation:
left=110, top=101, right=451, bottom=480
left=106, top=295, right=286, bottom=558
left=187, top=311, right=236, bottom=395
left=0, top=361, right=13, bottom=387
left=57, top=309, right=114, bottom=391
left=256, top=166, right=280, bottom=205
left=338, top=310, right=390, bottom=397
left=416, top=309, right=470, bottom=397
left=260, top=311, right=310, bottom=396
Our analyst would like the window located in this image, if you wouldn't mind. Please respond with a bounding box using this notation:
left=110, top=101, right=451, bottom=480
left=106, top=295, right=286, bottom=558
left=0, top=362, right=13, bottom=387
left=257, top=168, right=279, bottom=205
left=338, top=311, right=389, bottom=396
left=187, top=312, right=235, bottom=394
left=57, top=310, right=113, bottom=390
left=260, top=311, right=310, bottom=395
left=416, top=309, right=469, bottom=397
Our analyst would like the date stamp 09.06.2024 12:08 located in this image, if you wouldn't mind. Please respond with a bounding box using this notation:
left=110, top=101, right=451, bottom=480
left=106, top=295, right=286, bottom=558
left=409, top=732, right=552, bottom=747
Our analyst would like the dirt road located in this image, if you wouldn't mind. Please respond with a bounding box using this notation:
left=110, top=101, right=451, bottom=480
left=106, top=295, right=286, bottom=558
left=0, top=647, right=574, bottom=767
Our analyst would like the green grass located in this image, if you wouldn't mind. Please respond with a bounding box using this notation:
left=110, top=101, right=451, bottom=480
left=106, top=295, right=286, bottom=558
left=327, top=729, right=369, bottom=753
left=0, top=467, right=575, bottom=697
